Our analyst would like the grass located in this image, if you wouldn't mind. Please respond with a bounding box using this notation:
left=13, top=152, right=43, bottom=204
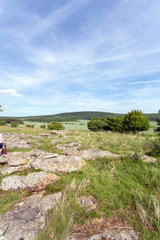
left=0, top=124, right=160, bottom=239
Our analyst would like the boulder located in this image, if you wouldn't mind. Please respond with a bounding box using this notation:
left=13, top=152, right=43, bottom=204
left=0, top=172, right=60, bottom=191
left=31, top=155, right=86, bottom=173
left=0, top=192, right=62, bottom=240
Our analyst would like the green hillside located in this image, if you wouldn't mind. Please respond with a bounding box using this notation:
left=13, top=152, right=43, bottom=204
left=18, top=111, right=160, bottom=122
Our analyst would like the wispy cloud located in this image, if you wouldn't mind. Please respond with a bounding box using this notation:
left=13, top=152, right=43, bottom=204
left=129, top=80, right=160, bottom=85
left=0, top=0, right=160, bottom=116
left=0, top=89, right=23, bottom=97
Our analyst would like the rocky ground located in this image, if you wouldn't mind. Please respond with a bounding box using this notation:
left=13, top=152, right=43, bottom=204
left=0, top=131, right=154, bottom=240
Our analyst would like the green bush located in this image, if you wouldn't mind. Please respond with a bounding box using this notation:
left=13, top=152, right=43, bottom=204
left=48, top=122, right=64, bottom=130
left=88, top=117, right=122, bottom=132
left=87, top=119, right=106, bottom=131
left=10, top=121, right=18, bottom=127
left=40, top=124, right=46, bottom=129
left=26, top=124, right=35, bottom=128
left=155, top=110, right=160, bottom=135
left=0, top=120, right=6, bottom=126
left=104, top=117, right=122, bottom=132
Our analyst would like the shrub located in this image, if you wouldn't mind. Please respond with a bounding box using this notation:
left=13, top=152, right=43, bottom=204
left=87, top=119, right=106, bottom=131
left=122, top=110, right=150, bottom=134
left=0, top=120, right=7, bottom=126
left=48, top=122, right=64, bottom=130
left=104, top=117, right=122, bottom=132
left=10, top=121, right=18, bottom=127
left=40, top=124, right=46, bottom=129
left=26, top=124, right=35, bottom=128
left=155, top=110, right=160, bottom=135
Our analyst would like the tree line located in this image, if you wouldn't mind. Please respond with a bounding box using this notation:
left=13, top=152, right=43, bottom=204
left=88, top=110, right=160, bottom=134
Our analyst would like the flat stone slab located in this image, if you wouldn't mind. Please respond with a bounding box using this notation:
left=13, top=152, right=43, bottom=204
left=55, top=142, right=82, bottom=150
left=51, top=130, right=69, bottom=135
left=0, top=172, right=60, bottom=191
left=63, top=150, right=119, bottom=160
left=142, top=154, right=157, bottom=163
left=0, top=165, right=29, bottom=175
left=3, top=133, right=34, bottom=149
left=31, top=155, right=86, bottom=173
left=7, top=152, right=31, bottom=166
left=0, top=192, right=62, bottom=240
left=70, top=228, right=139, bottom=240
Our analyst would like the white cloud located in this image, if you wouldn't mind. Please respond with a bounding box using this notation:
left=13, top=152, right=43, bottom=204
left=0, top=89, right=23, bottom=97
left=129, top=80, right=160, bottom=85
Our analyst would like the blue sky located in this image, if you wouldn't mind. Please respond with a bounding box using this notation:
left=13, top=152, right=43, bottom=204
left=0, top=0, right=160, bottom=116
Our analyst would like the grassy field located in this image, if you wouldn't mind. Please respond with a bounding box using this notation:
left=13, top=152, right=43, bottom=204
left=19, top=120, right=157, bottom=133
left=0, top=125, right=160, bottom=240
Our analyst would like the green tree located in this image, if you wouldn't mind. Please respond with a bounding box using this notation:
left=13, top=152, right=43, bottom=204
left=0, top=105, right=3, bottom=112
left=155, top=110, right=160, bottom=135
left=122, top=110, right=150, bottom=134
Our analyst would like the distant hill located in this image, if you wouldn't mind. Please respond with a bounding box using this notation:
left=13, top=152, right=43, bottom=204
left=17, top=111, right=160, bottom=122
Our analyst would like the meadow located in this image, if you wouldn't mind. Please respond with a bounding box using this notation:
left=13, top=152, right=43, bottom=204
left=21, top=120, right=157, bottom=133
left=0, top=123, right=159, bottom=240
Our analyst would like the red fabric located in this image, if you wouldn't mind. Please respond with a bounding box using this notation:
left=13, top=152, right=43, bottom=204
left=4, top=147, right=7, bottom=154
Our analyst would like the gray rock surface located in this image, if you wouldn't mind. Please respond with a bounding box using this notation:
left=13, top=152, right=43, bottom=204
left=142, top=154, right=157, bottom=163
left=3, top=133, right=34, bottom=149
left=55, top=142, right=82, bottom=150
left=31, top=155, right=86, bottom=173
left=63, top=150, right=119, bottom=160
left=51, top=130, right=69, bottom=135
left=77, top=196, right=97, bottom=211
left=70, top=228, right=139, bottom=240
left=0, top=172, right=60, bottom=191
left=0, top=192, right=62, bottom=240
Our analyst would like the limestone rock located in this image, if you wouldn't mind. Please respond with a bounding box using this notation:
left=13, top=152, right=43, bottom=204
left=55, top=142, right=82, bottom=150
left=0, top=165, right=29, bottom=175
left=40, top=133, right=50, bottom=137
left=70, top=228, right=139, bottom=240
left=142, top=154, right=157, bottom=163
left=0, top=192, right=62, bottom=240
left=31, top=155, right=86, bottom=173
left=0, top=172, right=60, bottom=191
left=8, top=152, right=31, bottom=166
left=77, top=196, right=97, bottom=211
left=51, top=130, right=69, bottom=135
left=63, top=150, right=119, bottom=160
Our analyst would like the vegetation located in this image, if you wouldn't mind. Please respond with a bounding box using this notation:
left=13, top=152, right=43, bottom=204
left=0, top=120, right=7, bottom=126
left=48, top=122, right=64, bottom=130
left=10, top=121, right=19, bottom=127
left=40, top=124, right=46, bottom=129
left=26, top=124, right=35, bottom=128
left=0, top=122, right=159, bottom=240
left=15, top=111, right=160, bottom=123
left=88, top=110, right=150, bottom=134
left=155, top=109, right=160, bottom=135
left=122, top=110, right=150, bottom=134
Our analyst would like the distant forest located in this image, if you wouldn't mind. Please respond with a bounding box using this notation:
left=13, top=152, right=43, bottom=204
left=15, top=111, right=160, bottom=122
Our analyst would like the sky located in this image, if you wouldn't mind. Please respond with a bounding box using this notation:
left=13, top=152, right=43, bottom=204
left=0, top=0, right=160, bottom=116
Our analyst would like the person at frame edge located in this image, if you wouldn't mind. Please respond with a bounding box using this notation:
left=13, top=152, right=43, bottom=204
left=0, top=133, right=5, bottom=154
